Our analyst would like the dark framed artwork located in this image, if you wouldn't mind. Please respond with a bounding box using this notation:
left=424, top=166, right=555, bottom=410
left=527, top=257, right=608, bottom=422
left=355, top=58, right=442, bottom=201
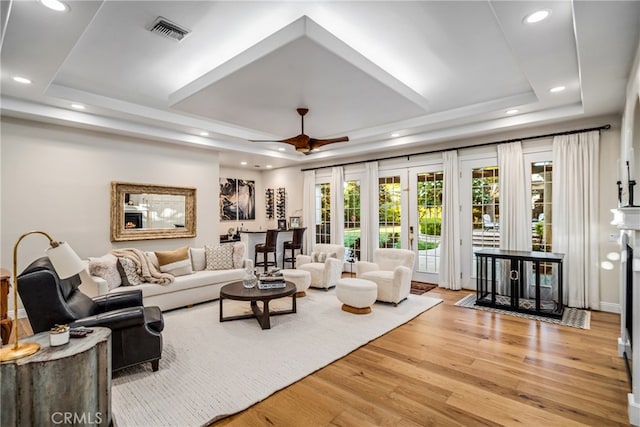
left=220, top=178, right=255, bottom=221
left=277, top=219, right=287, bottom=230
left=289, top=216, right=301, bottom=228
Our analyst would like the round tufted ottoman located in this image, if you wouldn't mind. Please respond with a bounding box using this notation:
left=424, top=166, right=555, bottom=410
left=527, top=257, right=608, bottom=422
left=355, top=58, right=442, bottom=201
left=335, top=278, right=377, bottom=314
left=282, top=269, right=312, bottom=297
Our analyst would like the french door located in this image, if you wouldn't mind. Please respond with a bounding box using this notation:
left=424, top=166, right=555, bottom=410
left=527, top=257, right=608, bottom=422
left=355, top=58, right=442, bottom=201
left=460, top=156, right=499, bottom=289
left=409, top=165, right=444, bottom=283
left=377, top=163, right=443, bottom=283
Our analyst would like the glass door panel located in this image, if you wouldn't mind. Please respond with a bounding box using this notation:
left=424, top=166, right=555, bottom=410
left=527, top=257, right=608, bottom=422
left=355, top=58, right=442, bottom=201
left=410, top=166, right=443, bottom=283
left=344, top=179, right=361, bottom=261
left=461, top=156, right=499, bottom=289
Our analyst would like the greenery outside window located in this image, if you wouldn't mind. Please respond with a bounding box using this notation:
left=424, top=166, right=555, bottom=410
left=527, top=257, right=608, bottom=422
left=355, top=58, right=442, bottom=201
left=417, top=171, right=443, bottom=273
left=472, top=166, right=500, bottom=249
left=379, top=176, right=401, bottom=248
left=315, top=183, right=331, bottom=243
left=344, top=180, right=361, bottom=260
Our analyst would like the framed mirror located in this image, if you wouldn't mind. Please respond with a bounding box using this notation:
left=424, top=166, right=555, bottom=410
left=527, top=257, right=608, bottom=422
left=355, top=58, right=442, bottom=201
left=111, top=182, right=196, bottom=241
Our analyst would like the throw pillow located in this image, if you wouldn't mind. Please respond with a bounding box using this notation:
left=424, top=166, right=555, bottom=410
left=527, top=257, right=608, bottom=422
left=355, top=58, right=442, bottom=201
left=155, top=246, right=193, bottom=277
left=190, top=247, right=206, bottom=271
left=205, top=245, right=234, bottom=270
left=232, top=242, right=245, bottom=269
left=145, top=251, right=160, bottom=269
left=116, top=258, right=130, bottom=286
left=88, top=253, right=121, bottom=291
left=117, top=257, right=143, bottom=286
left=318, top=252, right=328, bottom=263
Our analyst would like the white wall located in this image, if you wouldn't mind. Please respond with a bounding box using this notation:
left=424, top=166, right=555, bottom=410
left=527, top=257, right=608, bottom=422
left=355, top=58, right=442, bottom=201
left=1, top=117, right=220, bottom=275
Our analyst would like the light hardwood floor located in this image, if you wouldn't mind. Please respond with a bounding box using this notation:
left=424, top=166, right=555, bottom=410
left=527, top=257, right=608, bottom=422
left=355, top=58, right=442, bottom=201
left=212, top=289, right=629, bottom=426
left=13, top=289, right=629, bottom=426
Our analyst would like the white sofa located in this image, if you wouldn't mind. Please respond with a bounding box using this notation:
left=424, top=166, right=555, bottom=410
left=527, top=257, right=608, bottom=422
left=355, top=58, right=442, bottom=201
left=296, top=244, right=345, bottom=289
left=81, top=242, right=252, bottom=311
left=356, top=248, right=415, bottom=305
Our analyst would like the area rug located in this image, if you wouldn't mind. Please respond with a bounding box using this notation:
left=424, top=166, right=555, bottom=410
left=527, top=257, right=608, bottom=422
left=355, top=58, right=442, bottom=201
left=410, top=281, right=437, bottom=295
left=111, top=290, right=443, bottom=426
left=455, top=293, right=590, bottom=329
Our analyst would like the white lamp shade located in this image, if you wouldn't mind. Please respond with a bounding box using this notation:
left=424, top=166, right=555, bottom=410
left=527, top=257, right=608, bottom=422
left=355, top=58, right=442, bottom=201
left=46, top=241, right=85, bottom=279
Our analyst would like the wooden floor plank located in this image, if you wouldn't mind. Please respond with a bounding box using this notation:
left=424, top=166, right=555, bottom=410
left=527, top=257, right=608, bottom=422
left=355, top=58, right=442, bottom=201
left=212, top=289, right=629, bottom=426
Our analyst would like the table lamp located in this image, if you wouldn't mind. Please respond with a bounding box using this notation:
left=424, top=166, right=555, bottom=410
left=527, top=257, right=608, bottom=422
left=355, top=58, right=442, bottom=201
left=0, top=230, right=85, bottom=362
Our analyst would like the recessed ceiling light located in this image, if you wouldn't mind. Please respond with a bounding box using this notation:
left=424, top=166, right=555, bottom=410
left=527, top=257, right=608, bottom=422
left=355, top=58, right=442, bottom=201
left=506, top=109, right=519, bottom=115
left=266, top=165, right=273, bottom=169
left=391, top=133, right=400, bottom=138
left=549, top=85, right=566, bottom=93
left=524, top=9, right=550, bottom=24
left=71, top=103, right=85, bottom=110
left=40, top=0, right=69, bottom=12
left=277, top=147, right=285, bottom=152
left=13, top=76, right=31, bottom=84
left=241, top=161, right=247, bottom=166
left=199, top=131, right=209, bottom=137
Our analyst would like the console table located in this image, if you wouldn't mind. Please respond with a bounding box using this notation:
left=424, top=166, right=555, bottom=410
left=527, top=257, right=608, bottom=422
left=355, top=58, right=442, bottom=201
left=475, top=249, right=564, bottom=318
left=0, top=268, right=11, bottom=345
left=1, top=327, right=112, bottom=426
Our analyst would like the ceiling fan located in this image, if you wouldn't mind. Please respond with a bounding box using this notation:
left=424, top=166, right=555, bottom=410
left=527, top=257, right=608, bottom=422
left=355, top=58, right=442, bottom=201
left=250, top=108, right=349, bottom=154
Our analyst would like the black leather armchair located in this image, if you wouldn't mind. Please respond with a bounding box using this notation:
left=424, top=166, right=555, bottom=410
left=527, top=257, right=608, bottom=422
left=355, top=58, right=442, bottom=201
left=17, top=257, right=164, bottom=372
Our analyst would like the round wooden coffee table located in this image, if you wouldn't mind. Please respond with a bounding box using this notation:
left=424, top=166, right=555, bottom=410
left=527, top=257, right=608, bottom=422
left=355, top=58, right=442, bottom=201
left=219, top=281, right=296, bottom=329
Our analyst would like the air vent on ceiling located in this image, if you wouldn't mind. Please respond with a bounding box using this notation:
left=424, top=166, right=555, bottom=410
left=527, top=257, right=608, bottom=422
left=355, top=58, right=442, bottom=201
left=149, top=17, right=190, bottom=42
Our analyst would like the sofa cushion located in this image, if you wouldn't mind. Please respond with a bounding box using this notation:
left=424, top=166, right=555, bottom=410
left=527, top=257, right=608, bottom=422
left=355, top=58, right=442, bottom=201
left=88, top=253, right=121, bottom=290
left=110, top=269, right=245, bottom=298
left=155, top=246, right=193, bottom=277
left=205, top=245, right=234, bottom=270
left=190, top=247, right=206, bottom=271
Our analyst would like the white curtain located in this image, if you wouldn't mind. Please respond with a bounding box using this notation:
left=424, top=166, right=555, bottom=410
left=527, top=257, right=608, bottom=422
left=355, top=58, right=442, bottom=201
left=360, top=162, right=379, bottom=262
left=302, top=170, right=316, bottom=254
left=498, top=141, right=531, bottom=251
left=552, top=131, right=600, bottom=309
left=496, top=142, right=530, bottom=296
left=439, top=151, right=461, bottom=290
left=331, top=166, right=344, bottom=246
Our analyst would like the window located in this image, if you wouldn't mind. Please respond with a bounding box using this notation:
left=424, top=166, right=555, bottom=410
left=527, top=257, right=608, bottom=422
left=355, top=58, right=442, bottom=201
left=315, top=183, right=331, bottom=243
left=379, top=176, right=401, bottom=248
left=472, top=166, right=499, bottom=249
left=531, top=161, right=552, bottom=252
left=417, top=171, right=443, bottom=273
left=344, top=180, right=361, bottom=260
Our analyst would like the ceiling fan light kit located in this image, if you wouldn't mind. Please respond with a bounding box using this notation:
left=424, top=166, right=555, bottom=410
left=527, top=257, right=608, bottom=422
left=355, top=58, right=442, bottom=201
left=250, top=108, right=349, bottom=154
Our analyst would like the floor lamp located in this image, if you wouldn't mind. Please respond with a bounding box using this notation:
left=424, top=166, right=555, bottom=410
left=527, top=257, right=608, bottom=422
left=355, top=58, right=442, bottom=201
left=0, top=230, right=85, bottom=362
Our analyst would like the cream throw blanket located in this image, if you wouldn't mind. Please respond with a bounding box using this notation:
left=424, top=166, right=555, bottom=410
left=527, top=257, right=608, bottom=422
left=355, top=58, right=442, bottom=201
left=111, top=248, right=174, bottom=285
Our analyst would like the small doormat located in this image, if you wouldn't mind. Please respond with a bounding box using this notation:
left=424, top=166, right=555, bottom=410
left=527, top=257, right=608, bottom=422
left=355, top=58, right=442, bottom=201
left=410, top=281, right=437, bottom=295
left=455, top=293, right=590, bottom=329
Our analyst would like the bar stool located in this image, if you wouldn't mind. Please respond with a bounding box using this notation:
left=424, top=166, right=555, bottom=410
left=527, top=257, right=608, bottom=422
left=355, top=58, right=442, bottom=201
left=282, top=227, right=306, bottom=268
left=255, top=229, right=279, bottom=272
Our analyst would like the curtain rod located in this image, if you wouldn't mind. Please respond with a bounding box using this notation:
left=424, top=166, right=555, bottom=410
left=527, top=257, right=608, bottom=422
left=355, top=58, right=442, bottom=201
left=301, top=124, right=611, bottom=172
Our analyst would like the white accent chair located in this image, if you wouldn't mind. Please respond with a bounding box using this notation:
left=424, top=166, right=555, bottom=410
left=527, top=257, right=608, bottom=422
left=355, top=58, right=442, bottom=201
left=356, top=248, right=416, bottom=305
left=296, top=244, right=345, bottom=290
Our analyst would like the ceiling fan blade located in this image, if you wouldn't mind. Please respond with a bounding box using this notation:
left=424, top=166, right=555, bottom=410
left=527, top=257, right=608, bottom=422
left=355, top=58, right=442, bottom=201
left=309, top=136, right=349, bottom=149
left=249, top=108, right=349, bottom=154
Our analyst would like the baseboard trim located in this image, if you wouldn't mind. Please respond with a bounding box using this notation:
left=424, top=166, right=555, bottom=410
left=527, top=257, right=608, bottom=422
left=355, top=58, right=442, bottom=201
left=600, top=302, right=620, bottom=313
